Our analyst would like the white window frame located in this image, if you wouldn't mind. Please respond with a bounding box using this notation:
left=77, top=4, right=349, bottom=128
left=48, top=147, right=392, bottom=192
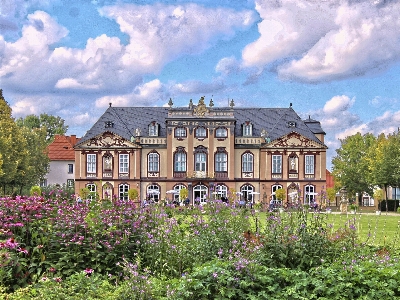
left=87, top=183, right=96, bottom=200
left=148, top=152, right=159, bottom=172
left=195, top=152, right=207, bottom=172
left=243, top=124, right=252, bottom=136
left=119, top=153, right=129, bottom=174
left=149, top=123, right=158, bottom=136
left=215, top=152, right=227, bottom=172
left=215, top=127, right=227, bottom=138
left=175, top=127, right=186, bottom=138
left=242, top=152, right=253, bottom=172
left=215, top=184, right=228, bottom=199
left=67, top=179, right=74, bottom=188
left=196, top=127, right=207, bottom=138
left=174, top=151, right=186, bottom=172
left=271, top=184, right=283, bottom=201
left=304, top=185, right=315, bottom=205
left=87, top=154, right=96, bottom=174
left=119, top=184, right=129, bottom=201
left=305, top=155, right=315, bottom=175
left=272, top=155, right=282, bottom=174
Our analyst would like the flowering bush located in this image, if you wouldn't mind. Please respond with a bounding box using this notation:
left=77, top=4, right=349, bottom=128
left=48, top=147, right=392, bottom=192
left=1, top=194, right=400, bottom=298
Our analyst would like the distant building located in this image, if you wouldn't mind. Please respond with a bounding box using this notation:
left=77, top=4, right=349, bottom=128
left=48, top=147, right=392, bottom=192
left=44, top=135, right=80, bottom=188
left=74, top=98, right=327, bottom=205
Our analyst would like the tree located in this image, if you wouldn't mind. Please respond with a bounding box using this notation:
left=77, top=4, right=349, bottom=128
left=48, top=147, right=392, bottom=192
left=275, top=188, right=286, bottom=202
left=16, top=113, right=68, bottom=143
left=0, top=90, right=28, bottom=195
left=332, top=132, right=376, bottom=201
left=14, top=126, right=49, bottom=194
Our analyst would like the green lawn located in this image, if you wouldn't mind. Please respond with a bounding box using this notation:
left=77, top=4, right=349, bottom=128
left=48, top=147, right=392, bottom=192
left=326, top=212, right=400, bottom=247
left=251, top=210, right=400, bottom=248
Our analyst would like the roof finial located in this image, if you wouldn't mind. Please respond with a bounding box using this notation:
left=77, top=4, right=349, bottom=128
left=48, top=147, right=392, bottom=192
left=209, top=95, right=214, bottom=107
left=168, top=98, right=173, bottom=108
left=289, top=102, right=292, bottom=108
left=189, top=99, right=193, bottom=109
left=230, top=99, right=235, bottom=108
left=109, top=103, right=112, bottom=107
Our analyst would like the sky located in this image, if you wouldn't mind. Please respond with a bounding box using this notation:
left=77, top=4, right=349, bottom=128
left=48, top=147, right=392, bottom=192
left=1, top=0, right=400, bottom=170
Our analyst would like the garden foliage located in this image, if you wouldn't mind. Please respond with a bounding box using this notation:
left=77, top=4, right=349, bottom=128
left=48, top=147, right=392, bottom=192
left=1, top=194, right=400, bottom=299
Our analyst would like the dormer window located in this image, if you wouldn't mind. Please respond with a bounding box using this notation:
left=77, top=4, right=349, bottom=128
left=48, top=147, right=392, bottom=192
left=149, top=122, right=159, bottom=136
left=243, top=122, right=252, bottom=136
left=105, top=121, right=114, bottom=128
left=287, top=121, right=296, bottom=128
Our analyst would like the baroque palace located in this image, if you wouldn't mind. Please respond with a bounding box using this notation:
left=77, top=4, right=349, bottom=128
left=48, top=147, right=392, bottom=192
left=74, top=97, right=327, bottom=206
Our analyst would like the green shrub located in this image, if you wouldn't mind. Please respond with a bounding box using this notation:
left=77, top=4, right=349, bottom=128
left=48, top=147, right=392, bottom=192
left=29, top=186, right=41, bottom=196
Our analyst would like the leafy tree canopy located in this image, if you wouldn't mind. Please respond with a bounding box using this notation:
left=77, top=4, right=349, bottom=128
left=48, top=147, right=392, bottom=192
left=16, top=113, right=68, bottom=143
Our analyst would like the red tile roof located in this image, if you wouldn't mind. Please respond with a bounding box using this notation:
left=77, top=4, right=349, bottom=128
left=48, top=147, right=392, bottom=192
left=47, top=135, right=80, bottom=160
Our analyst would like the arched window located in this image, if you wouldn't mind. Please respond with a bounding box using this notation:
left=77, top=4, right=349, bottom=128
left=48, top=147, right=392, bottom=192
left=193, top=184, right=208, bottom=204
left=271, top=184, right=283, bottom=201
left=242, top=152, right=253, bottom=173
left=304, top=185, right=316, bottom=205
left=173, top=184, right=186, bottom=202
left=215, top=127, right=227, bottom=138
left=215, top=148, right=227, bottom=172
left=148, top=151, right=159, bottom=172
left=119, top=183, right=129, bottom=201
left=103, top=182, right=113, bottom=200
left=86, top=183, right=97, bottom=200
left=174, top=147, right=187, bottom=172
left=215, top=184, right=228, bottom=199
left=240, top=184, right=254, bottom=202
left=147, top=185, right=160, bottom=202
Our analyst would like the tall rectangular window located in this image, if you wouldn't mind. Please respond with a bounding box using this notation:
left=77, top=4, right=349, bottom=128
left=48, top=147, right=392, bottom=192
left=272, top=155, right=282, bottom=174
left=67, top=179, right=74, bottom=187
left=174, top=152, right=186, bottom=172
left=242, top=153, right=253, bottom=172
left=305, top=155, right=315, bottom=174
left=87, top=154, right=96, bottom=174
left=119, top=184, right=129, bottom=201
left=119, top=154, right=129, bottom=173
left=215, top=152, right=227, bottom=172
left=68, top=164, right=73, bottom=174
left=148, top=153, right=159, bottom=172
left=195, top=153, right=206, bottom=171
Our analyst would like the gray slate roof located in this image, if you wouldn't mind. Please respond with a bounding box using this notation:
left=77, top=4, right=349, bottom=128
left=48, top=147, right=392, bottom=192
left=76, top=106, right=326, bottom=147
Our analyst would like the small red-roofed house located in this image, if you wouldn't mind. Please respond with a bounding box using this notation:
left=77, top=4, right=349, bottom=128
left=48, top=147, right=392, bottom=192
left=44, top=135, right=80, bottom=187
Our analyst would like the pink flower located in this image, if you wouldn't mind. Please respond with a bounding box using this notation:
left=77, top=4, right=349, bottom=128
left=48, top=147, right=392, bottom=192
left=84, top=268, right=94, bottom=274
left=6, top=238, right=18, bottom=249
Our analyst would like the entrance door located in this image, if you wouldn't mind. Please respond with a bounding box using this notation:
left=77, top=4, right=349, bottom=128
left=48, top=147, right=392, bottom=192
left=193, top=184, right=208, bottom=205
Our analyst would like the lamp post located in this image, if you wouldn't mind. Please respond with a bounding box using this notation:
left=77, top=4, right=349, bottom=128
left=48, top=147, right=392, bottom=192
left=209, top=182, right=214, bottom=201
left=188, top=182, right=193, bottom=206
left=339, top=186, right=348, bottom=214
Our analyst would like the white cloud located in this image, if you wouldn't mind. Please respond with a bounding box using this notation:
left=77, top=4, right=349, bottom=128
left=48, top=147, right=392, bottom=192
left=171, top=79, right=225, bottom=95
left=215, top=56, right=241, bottom=75
left=95, top=79, right=165, bottom=108
left=243, top=0, right=400, bottom=82
left=323, top=95, right=355, bottom=114
left=99, top=3, right=255, bottom=73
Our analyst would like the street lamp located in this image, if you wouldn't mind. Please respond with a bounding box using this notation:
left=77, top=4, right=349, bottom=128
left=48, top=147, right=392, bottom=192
left=339, top=186, right=348, bottom=214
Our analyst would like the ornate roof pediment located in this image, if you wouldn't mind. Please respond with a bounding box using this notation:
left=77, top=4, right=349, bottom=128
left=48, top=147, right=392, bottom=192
left=76, top=131, right=140, bottom=149
left=267, top=132, right=325, bottom=149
